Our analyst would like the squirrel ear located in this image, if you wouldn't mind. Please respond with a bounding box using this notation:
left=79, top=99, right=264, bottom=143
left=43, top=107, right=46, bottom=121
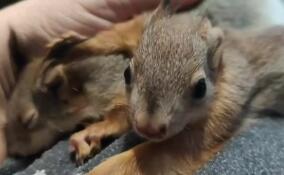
left=198, top=17, right=224, bottom=50
left=162, top=0, right=175, bottom=13
left=149, top=0, right=176, bottom=23
left=198, top=17, right=213, bottom=39
left=149, top=0, right=203, bottom=23
left=38, top=33, right=89, bottom=94
left=199, top=18, right=224, bottom=80
left=206, top=27, right=224, bottom=71
left=38, top=33, right=86, bottom=92
left=45, top=32, right=86, bottom=63
left=38, top=65, right=68, bottom=93
left=206, top=28, right=224, bottom=82
left=160, top=0, right=203, bottom=13
left=39, top=61, right=90, bottom=94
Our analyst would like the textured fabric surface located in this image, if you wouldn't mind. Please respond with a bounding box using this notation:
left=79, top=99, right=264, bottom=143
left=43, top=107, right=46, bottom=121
left=4, top=133, right=143, bottom=175
left=1, top=118, right=283, bottom=175
left=198, top=118, right=284, bottom=175
left=0, top=158, right=33, bottom=175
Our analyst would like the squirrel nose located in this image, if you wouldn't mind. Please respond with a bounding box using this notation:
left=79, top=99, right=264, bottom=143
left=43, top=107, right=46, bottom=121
left=135, top=121, right=167, bottom=139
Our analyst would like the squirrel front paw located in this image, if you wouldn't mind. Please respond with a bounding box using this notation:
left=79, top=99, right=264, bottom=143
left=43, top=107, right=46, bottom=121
left=69, top=129, right=102, bottom=165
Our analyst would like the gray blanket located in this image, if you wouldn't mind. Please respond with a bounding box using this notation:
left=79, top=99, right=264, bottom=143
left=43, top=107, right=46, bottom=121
left=1, top=117, right=283, bottom=175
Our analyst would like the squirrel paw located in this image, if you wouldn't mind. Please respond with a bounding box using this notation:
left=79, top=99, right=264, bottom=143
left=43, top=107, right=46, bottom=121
left=69, top=130, right=101, bottom=165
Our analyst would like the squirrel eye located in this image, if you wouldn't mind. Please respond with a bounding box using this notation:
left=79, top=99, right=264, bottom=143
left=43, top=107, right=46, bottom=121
left=46, top=80, right=62, bottom=96
left=192, top=78, right=207, bottom=99
left=124, top=66, right=132, bottom=85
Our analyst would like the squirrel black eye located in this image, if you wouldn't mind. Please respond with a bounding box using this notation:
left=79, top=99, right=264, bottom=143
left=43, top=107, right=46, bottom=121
left=124, top=66, right=132, bottom=85
left=192, top=78, right=207, bottom=99
left=46, top=80, right=62, bottom=96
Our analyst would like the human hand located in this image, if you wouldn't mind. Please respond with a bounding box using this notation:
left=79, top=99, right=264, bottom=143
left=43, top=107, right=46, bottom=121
left=2, top=0, right=200, bottom=58
left=1, top=0, right=159, bottom=58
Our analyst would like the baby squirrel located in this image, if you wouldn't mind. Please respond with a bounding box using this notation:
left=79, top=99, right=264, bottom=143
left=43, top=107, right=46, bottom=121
left=54, top=1, right=283, bottom=175
left=4, top=35, right=130, bottom=164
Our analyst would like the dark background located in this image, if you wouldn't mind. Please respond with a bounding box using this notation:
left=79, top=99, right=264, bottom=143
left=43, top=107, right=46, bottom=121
left=0, top=0, right=21, bottom=8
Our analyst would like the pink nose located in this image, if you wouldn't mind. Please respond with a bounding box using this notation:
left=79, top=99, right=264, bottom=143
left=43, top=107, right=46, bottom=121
left=135, top=122, right=167, bottom=139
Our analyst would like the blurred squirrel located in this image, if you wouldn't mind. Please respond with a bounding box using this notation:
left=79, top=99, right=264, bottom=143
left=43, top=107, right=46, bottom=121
left=51, top=1, right=284, bottom=175
left=5, top=35, right=130, bottom=164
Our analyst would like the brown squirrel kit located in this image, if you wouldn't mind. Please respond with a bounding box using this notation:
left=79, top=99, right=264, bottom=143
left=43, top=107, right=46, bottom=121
left=5, top=32, right=130, bottom=160
left=69, top=1, right=283, bottom=175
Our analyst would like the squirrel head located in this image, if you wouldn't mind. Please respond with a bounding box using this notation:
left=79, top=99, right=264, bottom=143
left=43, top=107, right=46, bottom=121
left=6, top=39, right=129, bottom=156
left=125, top=1, right=224, bottom=141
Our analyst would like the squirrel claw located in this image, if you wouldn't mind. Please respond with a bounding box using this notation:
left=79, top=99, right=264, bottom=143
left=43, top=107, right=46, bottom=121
left=69, top=130, right=102, bottom=165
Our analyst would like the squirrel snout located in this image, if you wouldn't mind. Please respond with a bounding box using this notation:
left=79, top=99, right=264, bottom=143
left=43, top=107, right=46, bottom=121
left=134, top=120, right=167, bottom=140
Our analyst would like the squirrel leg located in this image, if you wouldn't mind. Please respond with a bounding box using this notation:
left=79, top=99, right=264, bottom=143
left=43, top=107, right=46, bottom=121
left=87, top=131, right=224, bottom=175
left=67, top=15, right=145, bottom=58
left=43, top=15, right=145, bottom=64
left=69, top=105, right=130, bottom=165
